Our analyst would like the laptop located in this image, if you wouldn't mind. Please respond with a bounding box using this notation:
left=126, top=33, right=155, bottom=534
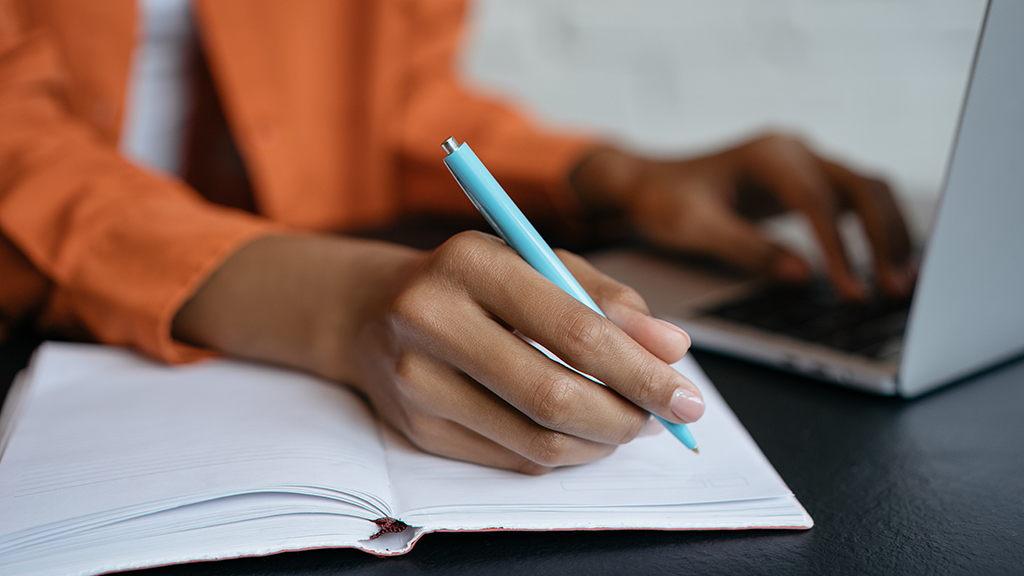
left=589, top=0, right=1024, bottom=398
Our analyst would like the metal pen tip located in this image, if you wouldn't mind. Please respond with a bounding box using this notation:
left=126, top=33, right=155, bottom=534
left=441, top=137, right=460, bottom=155
left=691, top=447, right=700, bottom=455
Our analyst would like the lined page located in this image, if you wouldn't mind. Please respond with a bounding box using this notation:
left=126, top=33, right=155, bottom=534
left=386, top=354, right=807, bottom=529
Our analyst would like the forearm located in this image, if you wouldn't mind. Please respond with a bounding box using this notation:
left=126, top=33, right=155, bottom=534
left=171, top=234, right=423, bottom=383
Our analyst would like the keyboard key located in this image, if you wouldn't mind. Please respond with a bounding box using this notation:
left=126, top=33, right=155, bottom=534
left=701, top=280, right=912, bottom=359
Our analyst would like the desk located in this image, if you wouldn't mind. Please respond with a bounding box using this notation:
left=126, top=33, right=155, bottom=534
left=3, top=327, right=1022, bottom=576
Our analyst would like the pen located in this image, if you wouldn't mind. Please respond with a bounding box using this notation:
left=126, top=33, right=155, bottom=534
left=441, top=137, right=699, bottom=454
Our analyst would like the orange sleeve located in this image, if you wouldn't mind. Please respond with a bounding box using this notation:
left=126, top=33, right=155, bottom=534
left=0, top=5, right=276, bottom=362
left=385, top=0, right=598, bottom=225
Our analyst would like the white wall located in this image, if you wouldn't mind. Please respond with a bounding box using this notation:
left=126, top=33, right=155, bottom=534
left=461, top=0, right=987, bottom=199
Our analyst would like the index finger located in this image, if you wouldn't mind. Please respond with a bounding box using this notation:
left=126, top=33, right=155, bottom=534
left=820, top=160, right=914, bottom=297
left=470, top=259, right=706, bottom=426
left=737, top=136, right=867, bottom=299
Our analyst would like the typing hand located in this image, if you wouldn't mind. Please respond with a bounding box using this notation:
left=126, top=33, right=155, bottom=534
left=570, top=133, right=914, bottom=300
left=172, top=233, right=701, bottom=474
left=354, top=231, right=701, bottom=474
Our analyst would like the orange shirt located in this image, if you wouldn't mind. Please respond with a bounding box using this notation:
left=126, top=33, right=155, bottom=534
left=0, top=0, right=593, bottom=362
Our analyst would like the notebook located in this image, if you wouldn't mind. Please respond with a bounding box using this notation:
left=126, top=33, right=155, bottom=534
left=0, top=342, right=810, bottom=575
left=591, top=0, right=1024, bottom=398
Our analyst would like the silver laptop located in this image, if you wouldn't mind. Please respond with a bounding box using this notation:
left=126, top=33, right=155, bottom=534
left=589, top=0, right=1024, bottom=398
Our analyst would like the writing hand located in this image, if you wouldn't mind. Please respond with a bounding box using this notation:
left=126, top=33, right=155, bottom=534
left=173, top=233, right=701, bottom=474
left=357, top=231, right=700, bottom=473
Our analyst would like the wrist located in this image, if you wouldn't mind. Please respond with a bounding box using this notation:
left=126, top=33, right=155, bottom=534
left=568, top=147, right=648, bottom=214
left=172, top=234, right=423, bottom=384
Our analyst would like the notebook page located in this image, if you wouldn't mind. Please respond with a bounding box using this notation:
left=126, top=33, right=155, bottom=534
left=1, top=493, right=387, bottom=575
left=0, top=343, right=394, bottom=548
left=386, top=354, right=804, bottom=528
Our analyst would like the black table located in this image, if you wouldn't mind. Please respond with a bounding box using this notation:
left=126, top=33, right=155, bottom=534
left=3, top=329, right=1023, bottom=576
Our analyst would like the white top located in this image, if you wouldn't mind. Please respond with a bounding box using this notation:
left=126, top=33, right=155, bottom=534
left=119, top=0, right=194, bottom=176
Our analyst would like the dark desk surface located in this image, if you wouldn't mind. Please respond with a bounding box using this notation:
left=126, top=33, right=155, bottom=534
left=3, top=331, right=1023, bottom=576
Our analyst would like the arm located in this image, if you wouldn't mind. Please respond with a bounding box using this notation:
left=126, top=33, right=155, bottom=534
left=172, top=232, right=702, bottom=473
left=379, top=0, right=596, bottom=223
left=171, top=1, right=909, bottom=472
left=0, top=2, right=274, bottom=361
left=1, top=2, right=702, bottom=475
left=387, top=0, right=912, bottom=298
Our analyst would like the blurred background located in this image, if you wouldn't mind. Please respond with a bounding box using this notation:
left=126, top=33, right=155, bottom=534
left=461, top=0, right=987, bottom=218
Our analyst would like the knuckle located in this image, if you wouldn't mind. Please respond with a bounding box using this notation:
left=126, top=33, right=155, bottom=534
left=746, top=132, right=816, bottom=169
left=552, top=248, right=588, bottom=273
left=561, top=309, right=609, bottom=358
left=390, top=352, right=443, bottom=411
left=390, top=282, right=440, bottom=334
left=402, top=412, right=433, bottom=445
left=530, top=374, right=582, bottom=430
left=626, top=354, right=664, bottom=408
left=405, top=416, right=466, bottom=462
left=614, top=411, right=654, bottom=445
left=391, top=352, right=431, bottom=402
left=755, top=131, right=806, bottom=153
left=600, top=281, right=648, bottom=315
left=392, top=351, right=419, bottom=383
left=525, top=429, right=573, bottom=467
left=866, top=177, right=896, bottom=202
left=435, top=230, right=497, bottom=276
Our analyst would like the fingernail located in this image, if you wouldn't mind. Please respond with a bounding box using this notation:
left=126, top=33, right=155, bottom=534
left=772, top=253, right=809, bottom=283
left=670, top=387, right=705, bottom=423
left=653, top=318, right=691, bottom=348
left=639, top=416, right=665, bottom=437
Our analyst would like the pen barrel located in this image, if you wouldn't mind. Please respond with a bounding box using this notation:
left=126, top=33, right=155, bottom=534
left=443, top=143, right=604, bottom=316
left=656, top=416, right=698, bottom=451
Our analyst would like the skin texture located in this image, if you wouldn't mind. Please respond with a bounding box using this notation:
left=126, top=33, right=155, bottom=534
left=173, top=133, right=913, bottom=473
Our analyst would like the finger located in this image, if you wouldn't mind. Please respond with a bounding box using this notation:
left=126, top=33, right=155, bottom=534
left=397, top=415, right=557, bottom=474
left=739, top=136, right=867, bottom=299
left=463, top=253, right=706, bottom=426
left=629, top=173, right=813, bottom=285
left=395, top=232, right=671, bottom=441
left=820, top=160, right=914, bottom=297
left=679, top=198, right=813, bottom=285
left=640, top=416, right=666, bottom=437
left=429, top=306, right=656, bottom=444
left=395, top=351, right=620, bottom=467
left=557, top=250, right=691, bottom=364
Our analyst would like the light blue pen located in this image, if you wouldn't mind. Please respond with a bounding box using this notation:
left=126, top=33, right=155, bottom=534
left=441, top=137, right=699, bottom=454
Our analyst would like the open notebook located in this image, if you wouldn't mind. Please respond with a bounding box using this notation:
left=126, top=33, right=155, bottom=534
left=0, top=343, right=811, bottom=575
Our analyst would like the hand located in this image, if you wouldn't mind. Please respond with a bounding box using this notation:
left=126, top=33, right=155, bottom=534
left=173, top=232, right=702, bottom=474
left=570, top=133, right=914, bottom=300
left=352, top=231, right=701, bottom=473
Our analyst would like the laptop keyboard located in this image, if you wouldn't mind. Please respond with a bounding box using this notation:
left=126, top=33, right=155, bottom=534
left=700, top=280, right=911, bottom=360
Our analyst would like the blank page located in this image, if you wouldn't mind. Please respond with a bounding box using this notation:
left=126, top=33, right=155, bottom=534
left=0, top=343, right=395, bottom=573
left=386, top=354, right=809, bottom=530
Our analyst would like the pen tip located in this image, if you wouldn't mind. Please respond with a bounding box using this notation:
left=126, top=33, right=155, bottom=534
left=691, top=447, right=700, bottom=455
